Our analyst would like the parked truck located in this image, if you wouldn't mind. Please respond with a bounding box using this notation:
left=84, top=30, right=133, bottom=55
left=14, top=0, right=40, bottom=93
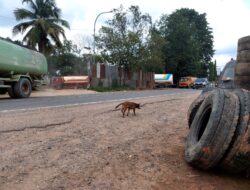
left=178, top=76, right=197, bottom=88
left=0, top=39, right=48, bottom=98
left=154, top=74, right=173, bottom=88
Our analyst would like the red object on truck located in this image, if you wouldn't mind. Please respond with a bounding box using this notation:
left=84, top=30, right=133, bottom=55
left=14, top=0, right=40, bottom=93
left=51, top=76, right=90, bottom=89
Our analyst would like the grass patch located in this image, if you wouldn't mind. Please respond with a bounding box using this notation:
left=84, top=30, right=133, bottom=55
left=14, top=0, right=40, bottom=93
left=88, top=85, right=134, bottom=92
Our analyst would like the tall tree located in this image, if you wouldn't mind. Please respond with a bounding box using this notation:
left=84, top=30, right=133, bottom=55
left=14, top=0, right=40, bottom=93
left=158, top=8, right=214, bottom=82
left=48, top=40, right=86, bottom=76
left=96, top=5, right=164, bottom=72
left=208, top=60, right=217, bottom=81
left=13, top=0, right=70, bottom=55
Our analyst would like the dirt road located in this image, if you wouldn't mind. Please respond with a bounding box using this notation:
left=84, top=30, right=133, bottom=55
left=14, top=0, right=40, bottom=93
left=0, top=92, right=249, bottom=190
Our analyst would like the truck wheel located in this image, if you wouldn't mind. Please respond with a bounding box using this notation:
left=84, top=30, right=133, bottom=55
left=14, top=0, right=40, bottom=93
left=220, top=89, right=250, bottom=173
left=185, top=89, right=240, bottom=170
left=0, top=88, right=7, bottom=95
left=7, top=85, right=17, bottom=98
left=14, top=78, right=32, bottom=98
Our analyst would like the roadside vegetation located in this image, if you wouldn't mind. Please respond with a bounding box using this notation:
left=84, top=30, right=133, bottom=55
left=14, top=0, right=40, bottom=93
left=2, top=0, right=217, bottom=83
left=88, top=85, right=134, bottom=92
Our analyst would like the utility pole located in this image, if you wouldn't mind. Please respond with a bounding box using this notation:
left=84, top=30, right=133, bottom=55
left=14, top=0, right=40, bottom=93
left=93, top=9, right=116, bottom=67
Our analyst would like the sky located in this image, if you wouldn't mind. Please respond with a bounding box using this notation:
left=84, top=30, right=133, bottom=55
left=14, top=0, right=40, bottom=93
left=1, top=0, right=250, bottom=71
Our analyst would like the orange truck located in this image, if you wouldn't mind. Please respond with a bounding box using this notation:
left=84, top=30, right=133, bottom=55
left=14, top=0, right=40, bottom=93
left=178, top=76, right=197, bottom=88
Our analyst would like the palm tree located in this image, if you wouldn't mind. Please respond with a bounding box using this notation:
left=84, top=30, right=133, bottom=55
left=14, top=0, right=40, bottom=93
left=13, top=0, right=70, bottom=55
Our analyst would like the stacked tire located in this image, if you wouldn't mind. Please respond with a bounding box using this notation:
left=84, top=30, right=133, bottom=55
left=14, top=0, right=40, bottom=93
left=235, top=36, right=250, bottom=90
left=185, top=88, right=250, bottom=173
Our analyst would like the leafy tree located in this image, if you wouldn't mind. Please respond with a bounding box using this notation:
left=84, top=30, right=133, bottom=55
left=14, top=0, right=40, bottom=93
left=145, top=26, right=166, bottom=72
left=96, top=5, right=164, bottom=72
left=13, top=0, right=70, bottom=55
left=0, top=36, right=23, bottom=46
left=208, top=60, right=217, bottom=81
left=158, top=8, right=214, bottom=82
left=51, top=39, right=80, bottom=56
left=48, top=40, right=87, bottom=76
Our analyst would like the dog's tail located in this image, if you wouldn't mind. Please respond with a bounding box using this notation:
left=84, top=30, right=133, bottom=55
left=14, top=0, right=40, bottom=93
left=115, top=103, right=123, bottom=109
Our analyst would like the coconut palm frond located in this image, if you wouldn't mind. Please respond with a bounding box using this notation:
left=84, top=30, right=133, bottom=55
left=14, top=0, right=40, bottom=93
left=14, top=8, right=36, bottom=21
left=22, top=0, right=38, bottom=12
left=12, top=20, right=35, bottom=35
left=23, top=27, right=40, bottom=47
left=47, top=18, right=70, bottom=29
left=46, top=22, right=66, bottom=40
left=50, top=32, right=62, bottom=47
left=34, top=18, right=47, bottom=32
left=13, top=0, right=69, bottom=54
left=56, top=18, right=70, bottom=29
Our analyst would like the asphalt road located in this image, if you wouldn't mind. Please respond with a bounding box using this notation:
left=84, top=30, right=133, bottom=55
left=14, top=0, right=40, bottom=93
left=0, top=89, right=196, bottom=112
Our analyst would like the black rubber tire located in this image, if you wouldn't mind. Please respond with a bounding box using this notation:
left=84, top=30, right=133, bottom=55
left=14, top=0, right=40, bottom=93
left=235, top=62, right=250, bottom=76
left=7, top=85, right=17, bottom=98
left=237, top=50, right=250, bottom=62
left=220, top=89, right=250, bottom=173
left=185, top=89, right=240, bottom=170
left=14, top=78, right=32, bottom=98
left=187, top=91, right=211, bottom=128
left=0, top=88, right=7, bottom=95
left=201, top=86, right=215, bottom=94
left=238, top=36, right=250, bottom=52
left=234, top=75, right=250, bottom=91
left=238, top=43, right=250, bottom=52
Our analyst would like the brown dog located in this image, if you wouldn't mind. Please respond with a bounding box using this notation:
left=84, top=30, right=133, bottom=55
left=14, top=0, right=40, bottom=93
left=115, top=101, right=140, bottom=117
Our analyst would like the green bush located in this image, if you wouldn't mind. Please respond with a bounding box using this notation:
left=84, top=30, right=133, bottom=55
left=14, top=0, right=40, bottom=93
left=89, top=85, right=134, bottom=92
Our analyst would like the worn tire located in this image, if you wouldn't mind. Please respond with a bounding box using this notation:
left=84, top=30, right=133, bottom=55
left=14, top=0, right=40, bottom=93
left=185, top=89, right=240, bottom=170
left=235, top=62, right=250, bottom=76
left=13, top=78, right=32, bottom=98
left=201, top=86, right=215, bottom=94
left=238, top=36, right=250, bottom=52
left=220, top=89, right=250, bottom=173
left=234, top=75, right=250, bottom=91
left=237, top=50, right=250, bottom=62
left=187, top=91, right=211, bottom=127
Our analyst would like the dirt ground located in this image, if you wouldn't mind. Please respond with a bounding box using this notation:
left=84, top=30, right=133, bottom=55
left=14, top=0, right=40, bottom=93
left=31, top=88, right=98, bottom=97
left=0, top=91, right=250, bottom=190
left=0, top=87, right=97, bottom=99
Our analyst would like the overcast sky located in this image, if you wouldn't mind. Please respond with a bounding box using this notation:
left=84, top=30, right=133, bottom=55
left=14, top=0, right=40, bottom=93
left=1, top=0, right=250, bottom=70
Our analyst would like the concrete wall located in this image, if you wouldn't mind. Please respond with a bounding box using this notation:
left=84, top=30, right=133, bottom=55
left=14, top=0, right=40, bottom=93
left=90, top=63, right=154, bottom=89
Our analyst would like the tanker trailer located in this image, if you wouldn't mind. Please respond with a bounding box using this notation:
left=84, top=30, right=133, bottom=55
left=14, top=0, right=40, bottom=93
left=0, top=39, right=48, bottom=98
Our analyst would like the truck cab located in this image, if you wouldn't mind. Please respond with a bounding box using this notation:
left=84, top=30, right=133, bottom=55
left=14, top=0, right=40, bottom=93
left=178, top=76, right=197, bottom=88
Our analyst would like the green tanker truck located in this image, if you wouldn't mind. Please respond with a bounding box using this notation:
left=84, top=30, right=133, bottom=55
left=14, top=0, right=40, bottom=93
left=0, top=39, right=48, bottom=98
